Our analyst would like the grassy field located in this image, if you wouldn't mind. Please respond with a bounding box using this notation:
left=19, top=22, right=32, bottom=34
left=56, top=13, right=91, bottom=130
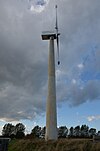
left=8, top=138, right=100, bottom=151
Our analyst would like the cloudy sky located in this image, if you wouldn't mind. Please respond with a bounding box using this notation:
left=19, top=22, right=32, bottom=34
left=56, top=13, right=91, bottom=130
left=0, top=0, right=100, bottom=133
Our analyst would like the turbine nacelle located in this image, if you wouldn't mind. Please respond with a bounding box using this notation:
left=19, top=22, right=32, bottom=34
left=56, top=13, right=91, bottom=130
left=42, top=31, right=56, bottom=40
left=41, top=31, right=60, bottom=40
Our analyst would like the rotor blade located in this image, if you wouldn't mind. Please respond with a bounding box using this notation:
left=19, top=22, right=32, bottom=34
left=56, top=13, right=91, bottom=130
left=57, top=34, right=60, bottom=65
left=55, top=5, right=58, bottom=33
left=55, top=5, right=60, bottom=65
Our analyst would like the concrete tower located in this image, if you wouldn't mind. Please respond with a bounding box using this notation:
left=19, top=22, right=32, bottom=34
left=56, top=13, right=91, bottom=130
left=41, top=5, right=60, bottom=141
left=42, top=33, right=57, bottom=141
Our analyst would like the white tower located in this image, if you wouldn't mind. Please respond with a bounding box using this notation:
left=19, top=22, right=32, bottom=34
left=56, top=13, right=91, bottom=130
left=41, top=5, right=60, bottom=141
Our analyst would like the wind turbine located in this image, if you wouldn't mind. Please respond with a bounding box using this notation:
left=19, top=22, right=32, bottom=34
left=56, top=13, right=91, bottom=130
left=41, top=5, right=60, bottom=141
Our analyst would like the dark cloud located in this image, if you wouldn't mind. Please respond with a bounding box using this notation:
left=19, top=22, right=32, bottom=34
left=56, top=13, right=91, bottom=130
left=0, top=0, right=100, bottom=122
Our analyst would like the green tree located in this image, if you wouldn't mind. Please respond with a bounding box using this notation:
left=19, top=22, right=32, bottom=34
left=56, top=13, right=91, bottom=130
left=89, top=128, right=96, bottom=137
left=74, top=125, right=81, bottom=137
left=69, top=127, right=74, bottom=137
left=15, top=123, right=25, bottom=138
left=2, top=123, right=14, bottom=137
left=97, top=131, right=100, bottom=136
left=40, top=126, right=46, bottom=138
left=31, top=125, right=41, bottom=138
left=81, top=125, right=89, bottom=137
left=58, top=126, right=68, bottom=138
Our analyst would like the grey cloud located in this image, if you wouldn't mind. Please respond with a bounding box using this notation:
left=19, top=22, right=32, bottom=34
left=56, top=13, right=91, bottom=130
left=0, top=0, right=48, bottom=121
left=57, top=79, right=100, bottom=106
left=69, top=80, right=100, bottom=106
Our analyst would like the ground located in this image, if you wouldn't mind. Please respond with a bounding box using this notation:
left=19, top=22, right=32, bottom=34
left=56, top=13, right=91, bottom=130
left=8, top=138, right=100, bottom=151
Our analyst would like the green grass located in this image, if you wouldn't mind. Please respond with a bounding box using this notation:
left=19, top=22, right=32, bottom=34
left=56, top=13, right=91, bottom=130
left=8, top=138, right=100, bottom=151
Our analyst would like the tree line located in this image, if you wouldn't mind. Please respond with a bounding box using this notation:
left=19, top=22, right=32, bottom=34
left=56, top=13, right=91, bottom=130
left=1, top=123, right=100, bottom=139
left=1, top=123, right=25, bottom=139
